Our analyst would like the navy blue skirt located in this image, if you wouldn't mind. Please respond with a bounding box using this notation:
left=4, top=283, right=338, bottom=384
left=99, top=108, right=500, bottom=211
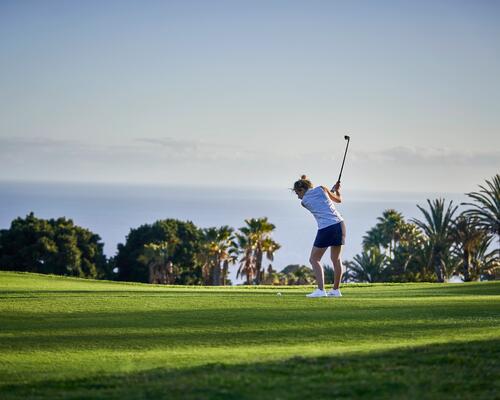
left=313, top=222, right=345, bottom=248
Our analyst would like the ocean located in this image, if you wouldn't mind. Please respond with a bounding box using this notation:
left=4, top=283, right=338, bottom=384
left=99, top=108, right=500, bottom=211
left=0, top=181, right=468, bottom=283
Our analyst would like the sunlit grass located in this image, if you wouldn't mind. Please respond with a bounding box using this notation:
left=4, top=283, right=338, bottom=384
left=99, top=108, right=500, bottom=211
left=1, top=271, right=499, bottom=399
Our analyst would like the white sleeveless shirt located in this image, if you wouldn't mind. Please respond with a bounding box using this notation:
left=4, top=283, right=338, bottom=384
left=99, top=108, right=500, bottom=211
left=301, top=186, right=343, bottom=229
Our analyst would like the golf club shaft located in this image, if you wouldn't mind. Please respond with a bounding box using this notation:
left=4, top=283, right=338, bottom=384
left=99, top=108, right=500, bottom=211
left=337, top=137, right=350, bottom=183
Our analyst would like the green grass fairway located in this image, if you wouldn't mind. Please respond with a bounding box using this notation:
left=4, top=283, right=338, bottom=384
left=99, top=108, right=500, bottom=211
left=1, top=272, right=499, bottom=399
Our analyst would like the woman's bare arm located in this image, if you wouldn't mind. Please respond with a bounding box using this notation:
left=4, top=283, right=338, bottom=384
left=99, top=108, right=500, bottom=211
left=321, top=184, right=342, bottom=203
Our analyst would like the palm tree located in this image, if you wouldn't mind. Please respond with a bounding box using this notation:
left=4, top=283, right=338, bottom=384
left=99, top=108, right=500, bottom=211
left=262, top=264, right=280, bottom=285
left=412, top=199, right=458, bottom=282
left=199, top=226, right=236, bottom=286
left=199, top=227, right=218, bottom=285
left=221, top=238, right=239, bottom=286
left=137, top=242, right=176, bottom=284
left=473, top=237, right=499, bottom=280
left=363, top=209, right=406, bottom=257
left=451, top=215, right=488, bottom=281
left=258, top=237, right=281, bottom=283
left=345, top=247, right=387, bottom=283
left=292, top=266, right=316, bottom=285
left=462, top=174, right=500, bottom=252
left=236, top=218, right=280, bottom=285
left=280, top=265, right=315, bottom=285
left=390, top=222, right=426, bottom=278
left=215, top=226, right=237, bottom=286
left=364, top=209, right=426, bottom=280
left=362, top=226, right=386, bottom=252
left=235, top=233, right=254, bottom=284
left=323, top=264, right=334, bottom=283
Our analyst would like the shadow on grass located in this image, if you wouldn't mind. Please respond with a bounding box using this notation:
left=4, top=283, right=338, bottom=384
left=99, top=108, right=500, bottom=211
left=1, top=339, right=499, bottom=400
left=2, top=297, right=499, bottom=353
left=402, top=282, right=500, bottom=297
left=2, top=292, right=499, bottom=353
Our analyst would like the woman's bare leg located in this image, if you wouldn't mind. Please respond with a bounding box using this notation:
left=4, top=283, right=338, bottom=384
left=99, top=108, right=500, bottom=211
left=330, top=245, right=344, bottom=289
left=309, top=246, right=328, bottom=290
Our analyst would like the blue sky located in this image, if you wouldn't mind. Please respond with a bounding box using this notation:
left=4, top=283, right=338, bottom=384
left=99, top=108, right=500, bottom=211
left=1, top=0, right=499, bottom=192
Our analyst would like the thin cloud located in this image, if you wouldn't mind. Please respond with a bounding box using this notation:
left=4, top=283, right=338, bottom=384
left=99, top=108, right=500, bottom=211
left=134, top=136, right=261, bottom=161
left=0, top=136, right=260, bottom=163
left=0, top=137, right=76, bottom=149
left=351, top=146, right=500, bottom=166
left=135, top=137, right=199, bottom=153
left=3, top=138, right=497, bottom=167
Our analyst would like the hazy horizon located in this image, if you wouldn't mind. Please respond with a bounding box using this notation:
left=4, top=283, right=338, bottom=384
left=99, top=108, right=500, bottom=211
left=0, top=178, right=476, bottom=199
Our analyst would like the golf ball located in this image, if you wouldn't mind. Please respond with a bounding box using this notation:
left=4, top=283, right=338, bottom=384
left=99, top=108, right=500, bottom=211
left=277, top=292, right=282, bottom=296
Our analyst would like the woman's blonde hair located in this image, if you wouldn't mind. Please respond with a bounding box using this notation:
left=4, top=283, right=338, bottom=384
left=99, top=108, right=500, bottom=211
left=292, top=175, right=313, bottom=192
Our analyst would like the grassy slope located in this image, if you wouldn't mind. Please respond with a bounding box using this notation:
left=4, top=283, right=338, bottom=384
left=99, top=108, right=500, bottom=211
left=0, top=271, right=499, bottom=399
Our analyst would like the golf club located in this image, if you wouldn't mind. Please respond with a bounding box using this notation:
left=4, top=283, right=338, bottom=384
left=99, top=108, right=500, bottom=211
left=337, top=135, right=350, bottom=183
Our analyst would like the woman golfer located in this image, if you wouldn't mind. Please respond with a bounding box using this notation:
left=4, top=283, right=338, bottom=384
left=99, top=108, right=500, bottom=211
left=293, top=175, right=345, bottom=298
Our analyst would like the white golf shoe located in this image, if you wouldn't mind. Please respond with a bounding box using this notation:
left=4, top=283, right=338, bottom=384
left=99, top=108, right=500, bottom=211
left=327, top=289, right=342, bottom=297
left=306, top=288, right=327, bottom=298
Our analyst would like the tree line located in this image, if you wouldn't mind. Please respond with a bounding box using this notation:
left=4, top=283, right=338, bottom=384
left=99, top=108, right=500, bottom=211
left=0, top=174, right=498, bottom=283
left=346, top=174, right=499, bottom=282
left=0, top=214, right=283, bottom=285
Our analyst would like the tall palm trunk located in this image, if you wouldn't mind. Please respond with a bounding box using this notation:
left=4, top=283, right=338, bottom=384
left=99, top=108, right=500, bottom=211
left=246, top=270, right=253, bottom=285
left=402, top=254, right=412, bottom=273
left=148, top=263, right=155, bottom=284
left=463, top=249, right=471, bottom=282
left=434, top=258, right=445, bottom=282
left=221, top=260, right=229, bottom=286
left=212, top=256, right=221, bottom=286
left=431, top=249, right=445, bottom=282
left=254, top=247, right=263, bottom=285
left=244, top=248, right=254, bottom=285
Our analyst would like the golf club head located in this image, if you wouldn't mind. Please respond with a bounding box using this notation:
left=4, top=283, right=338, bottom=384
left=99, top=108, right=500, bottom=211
left=344, top=135, right=350, bottom=141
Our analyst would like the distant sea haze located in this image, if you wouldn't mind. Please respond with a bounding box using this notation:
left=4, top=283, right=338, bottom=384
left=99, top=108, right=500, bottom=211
left=0, top=181, right=468, bottom=284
